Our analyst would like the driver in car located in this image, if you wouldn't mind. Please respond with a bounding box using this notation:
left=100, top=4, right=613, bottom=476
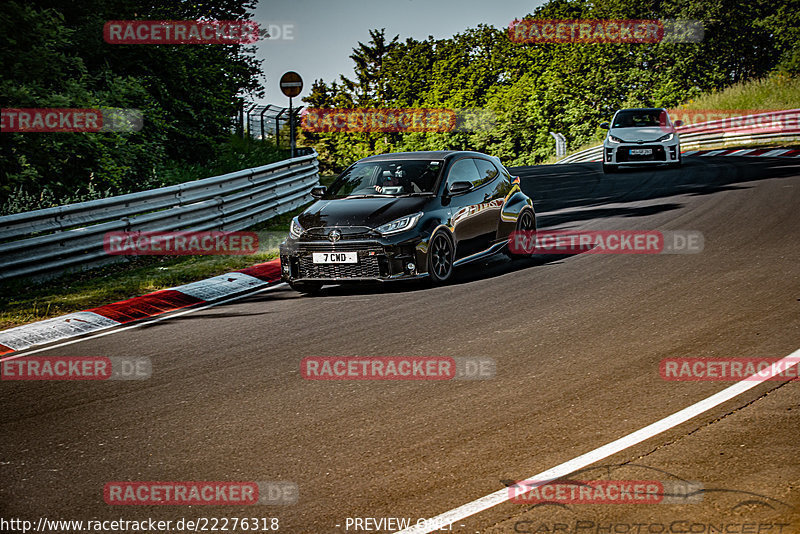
left=374, top=166, right=404, bottom=193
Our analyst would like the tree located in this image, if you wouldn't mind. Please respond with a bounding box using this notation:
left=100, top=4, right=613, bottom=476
left=340, top=28, right=400, bottom=105
left=298, top=0, right=798, bottom=168
left=0, top=0, right=264, bottom=211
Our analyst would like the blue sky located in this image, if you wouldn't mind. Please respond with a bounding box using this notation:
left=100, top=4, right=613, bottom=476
left=251, top=0, right=547, bottom=105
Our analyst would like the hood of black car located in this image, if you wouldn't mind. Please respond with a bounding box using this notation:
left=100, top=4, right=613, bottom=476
left=298, top=196, right=429, bottom=230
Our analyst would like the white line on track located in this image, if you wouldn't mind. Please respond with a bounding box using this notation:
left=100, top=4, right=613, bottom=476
left=0, top=283, right=288, bottom=361
left=394, top=348, right=800, bottom=534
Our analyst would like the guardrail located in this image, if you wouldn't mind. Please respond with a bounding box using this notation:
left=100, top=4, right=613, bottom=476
left=557, top=109, right=800, bottom=163
left=0, top=150, right=320, bottom=281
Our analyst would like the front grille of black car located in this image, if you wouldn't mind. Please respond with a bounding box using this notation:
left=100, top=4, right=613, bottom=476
left=305, top=226, right=374, bottom=239
left=617, top=145, right=666, bottom=162
left=296, top=243, right=386, bottom=279
left=298, top=242, right=380, bottom=251
left=299, top=257, right=382, bottom=279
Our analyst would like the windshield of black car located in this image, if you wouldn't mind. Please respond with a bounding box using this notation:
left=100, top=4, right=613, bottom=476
left=612, top=110, right=670, bottom=128
left=324, top=160, right=442, bottom=198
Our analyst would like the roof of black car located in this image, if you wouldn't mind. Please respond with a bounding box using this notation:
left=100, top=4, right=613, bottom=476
left=360, top=151, right=490, bottom=162
left=615, top=108, right=667, bottom=113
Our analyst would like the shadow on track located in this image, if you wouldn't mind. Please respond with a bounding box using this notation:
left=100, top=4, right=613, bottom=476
left=538, top=201, right=684, bottom=227
left=288, top=253, right=577, bottom=299
left=512, top=156, right=799, bottom=215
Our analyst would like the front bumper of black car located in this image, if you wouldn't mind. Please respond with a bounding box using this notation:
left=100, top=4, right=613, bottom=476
left=280, top=236, right=428, bottom=283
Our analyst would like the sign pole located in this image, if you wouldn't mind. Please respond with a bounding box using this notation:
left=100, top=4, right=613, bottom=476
left=279, top=71, right=304, bottom=159
left=289, top=97, right=295, bottom=158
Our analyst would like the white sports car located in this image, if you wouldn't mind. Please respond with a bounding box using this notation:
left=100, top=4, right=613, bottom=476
left=601, top=108, right=682, bottom=173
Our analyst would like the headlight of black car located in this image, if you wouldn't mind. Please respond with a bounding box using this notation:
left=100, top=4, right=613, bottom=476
left=375, top=212, right=423, bottom=236
left=289, top=216, right=304, bottom=239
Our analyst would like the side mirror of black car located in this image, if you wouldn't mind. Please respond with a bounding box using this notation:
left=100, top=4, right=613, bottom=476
left=310, top=186, right=326, bottom=199
left=448, top=181, right=473, bottom=195
left=600, top=122, right=610, bottom=129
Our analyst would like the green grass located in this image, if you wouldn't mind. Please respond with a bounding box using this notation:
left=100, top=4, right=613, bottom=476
left=675, top=73, right=800, bottom=112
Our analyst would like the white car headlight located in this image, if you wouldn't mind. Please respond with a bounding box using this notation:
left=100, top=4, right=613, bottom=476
left=656, top=133, right=674, bottom=142
left=608, top=135, right=624, bottom=144
left=376, top=212, right=423, bottom=235
left=289, top=217, right=304, bottom=239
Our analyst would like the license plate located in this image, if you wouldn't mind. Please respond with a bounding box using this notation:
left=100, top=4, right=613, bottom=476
left=312, top=252, right=358, bottom=264
left=630, top=148, right=652, bottom=155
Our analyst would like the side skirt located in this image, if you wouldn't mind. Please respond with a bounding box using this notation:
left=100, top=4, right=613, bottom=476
left=453, top=241, right=508, bottom=267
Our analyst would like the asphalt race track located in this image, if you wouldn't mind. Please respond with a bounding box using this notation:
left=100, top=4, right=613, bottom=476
left=2, top=156, right=799, bottom=533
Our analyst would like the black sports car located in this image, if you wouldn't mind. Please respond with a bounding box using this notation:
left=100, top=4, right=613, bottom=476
left=279, top=150, right=536, bottom=293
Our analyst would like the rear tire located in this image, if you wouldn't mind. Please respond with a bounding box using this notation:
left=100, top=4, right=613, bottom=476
left=507, top=208, right=536, bottom=259
left=427, top=231, right=455, bottom=284
left=290, top=281, right=322, bottom=295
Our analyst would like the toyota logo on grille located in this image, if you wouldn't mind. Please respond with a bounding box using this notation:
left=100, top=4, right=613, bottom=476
left=328, top=230, right=342, bottom=243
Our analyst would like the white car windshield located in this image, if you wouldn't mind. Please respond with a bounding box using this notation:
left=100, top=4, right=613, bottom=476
left=612, top=110, right=670, bottom=128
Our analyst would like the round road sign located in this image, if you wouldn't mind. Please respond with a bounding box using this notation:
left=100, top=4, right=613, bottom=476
left=280, top=71, right=303, bottom=98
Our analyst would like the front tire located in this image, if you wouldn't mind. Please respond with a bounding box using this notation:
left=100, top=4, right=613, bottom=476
left=427, top=230, right=454, bottom=284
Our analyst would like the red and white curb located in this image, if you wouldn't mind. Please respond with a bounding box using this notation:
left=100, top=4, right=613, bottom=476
left=581, top=147, right=800, bottom=162
left=683, top=147, right=800, bottom=157
left=0, top=259, right=282, bottom=356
